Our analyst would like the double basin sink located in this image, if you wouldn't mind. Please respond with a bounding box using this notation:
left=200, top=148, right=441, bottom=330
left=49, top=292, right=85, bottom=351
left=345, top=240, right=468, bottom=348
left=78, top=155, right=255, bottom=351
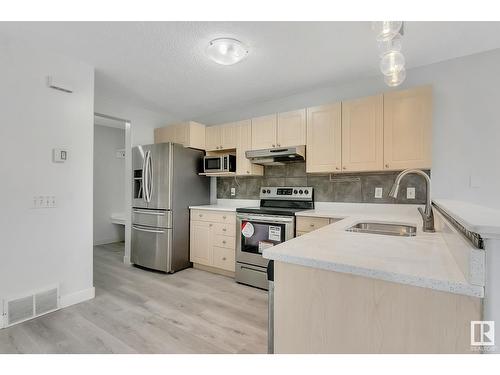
left=346, top=222, right=417, bottom=237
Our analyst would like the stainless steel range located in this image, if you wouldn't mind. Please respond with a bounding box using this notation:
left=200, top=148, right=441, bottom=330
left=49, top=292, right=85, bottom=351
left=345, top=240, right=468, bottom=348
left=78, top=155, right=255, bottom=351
left=235, top=187, right=314, bottom=289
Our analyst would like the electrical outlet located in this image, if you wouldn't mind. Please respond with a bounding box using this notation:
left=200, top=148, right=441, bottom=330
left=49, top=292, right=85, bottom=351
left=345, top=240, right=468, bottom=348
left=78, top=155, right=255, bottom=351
left=230, top=187, right=236, bottom=197
left=406, top=187, right=416, bottom=199
left=374, top=187, right=383, bottom=199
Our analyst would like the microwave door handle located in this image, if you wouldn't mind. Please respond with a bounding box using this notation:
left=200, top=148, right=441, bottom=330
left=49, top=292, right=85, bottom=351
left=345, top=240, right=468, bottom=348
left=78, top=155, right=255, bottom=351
left=141, top=152, right=148, bottom=202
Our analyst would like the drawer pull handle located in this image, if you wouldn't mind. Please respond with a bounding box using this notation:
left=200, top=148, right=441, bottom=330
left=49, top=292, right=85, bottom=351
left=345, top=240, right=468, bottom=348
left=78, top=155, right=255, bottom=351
left=222, top=215, right=227, bottom=219
left=209, top=224, right=213, bottom=227
left=310, top=224, right=315, bottom=227
left=222, top=240, right=226, bottom=244
left=199, top=214, right=203, bottom=217
left=222, top=228, right=226, bottom=231
left=222, top=257, right=227, bottom=261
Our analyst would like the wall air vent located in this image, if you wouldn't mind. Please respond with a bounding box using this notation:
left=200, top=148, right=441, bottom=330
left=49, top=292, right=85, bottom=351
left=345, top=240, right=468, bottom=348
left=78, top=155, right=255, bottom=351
left=2, top=285, right=59, bottom=328
left=46, top=76, right=73, bottom=93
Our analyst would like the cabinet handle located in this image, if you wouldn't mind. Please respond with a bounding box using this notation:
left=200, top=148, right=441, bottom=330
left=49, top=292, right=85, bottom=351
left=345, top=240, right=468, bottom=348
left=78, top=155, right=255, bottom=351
left=336, top=167, right=340, bottom=170
left=272, top=144, right=275, bottom=147
left=385, top=164, right=389, bottom=168
left=277, top=144, right=281, bottom=147
left=223, top=215, right=227, bottom=219
left=343, top=166, right=346, bottom=170
left=310, top=224, right=315, bottom=227
left=222, top=240, right=226, bottom=244
left=222, top=257, right=227, bottom=261
left=246, top=170, right=250, bottom=174
left=209, top=223, right=213, bottom=227
left=222, top=228, right=226, bottom=232
left=199, top=214, right=203, bottom=217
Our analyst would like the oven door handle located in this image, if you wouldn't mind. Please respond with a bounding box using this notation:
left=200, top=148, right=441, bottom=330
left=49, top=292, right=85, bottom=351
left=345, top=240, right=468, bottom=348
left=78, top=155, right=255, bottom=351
left=237, top=215, right=294, bottom=224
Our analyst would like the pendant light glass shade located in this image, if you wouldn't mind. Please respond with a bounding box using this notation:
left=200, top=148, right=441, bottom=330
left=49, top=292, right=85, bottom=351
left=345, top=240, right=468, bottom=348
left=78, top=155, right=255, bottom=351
left=206, top=38, right=248, bottom=65
left=372, top=21, right=403, bottom=42
left=380, top=51, right=405, bottom=76
left=384, top=68, right=406, bottom=87
left=377, top=35, right=402, bottom=57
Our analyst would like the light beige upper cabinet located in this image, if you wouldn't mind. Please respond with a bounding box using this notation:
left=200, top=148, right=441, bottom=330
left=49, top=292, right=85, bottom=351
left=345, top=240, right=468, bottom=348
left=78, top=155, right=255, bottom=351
left=205, top=123, right=238, bottom=151
left=383, top=86, right=432, bottom=170
left=251, top=114, right=278, bottom=150
left=341, top=95, right=384, bottom=172
left=306, top=103, right=342, bottom=173
left=205, top=126, right=222, bottom=151
left=220, top=123, right=238, bottom=149
left=277, top=109, right=306, bottom=147
left=154, top=121, right=206, bottom=150
left=236, top=120, right=264, bottom=176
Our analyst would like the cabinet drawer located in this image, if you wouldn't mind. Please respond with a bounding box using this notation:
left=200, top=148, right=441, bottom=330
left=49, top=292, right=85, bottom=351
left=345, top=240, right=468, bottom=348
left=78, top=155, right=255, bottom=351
left=212, top=246, right=235, bottom=272
left=190, top=210, right=235, bottom=224
left=212, top=222, right=236, bottom=236
left=296, top=217, right=331, bottom=232
left=213, top=234, right=235, bottom=249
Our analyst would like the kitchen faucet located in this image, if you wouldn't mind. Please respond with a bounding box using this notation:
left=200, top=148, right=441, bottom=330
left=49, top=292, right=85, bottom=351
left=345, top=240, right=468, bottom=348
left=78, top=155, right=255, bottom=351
left=389, top=169, right=435, bottom=233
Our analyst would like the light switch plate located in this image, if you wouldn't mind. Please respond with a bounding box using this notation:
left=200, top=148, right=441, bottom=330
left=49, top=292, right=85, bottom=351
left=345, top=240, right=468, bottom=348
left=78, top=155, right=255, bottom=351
left=374, top=187, right=383, bottom=199
left=406, top=187, right=416, bottom=199
left=230, top=187, right=236, bottom=196
left=53, top=148, right=68, bottom=163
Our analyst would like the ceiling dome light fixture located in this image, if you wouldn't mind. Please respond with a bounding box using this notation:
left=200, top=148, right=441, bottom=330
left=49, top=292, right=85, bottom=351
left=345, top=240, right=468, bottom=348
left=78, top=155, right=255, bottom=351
left=206, top=38, right=249, bottom=65
left=373, top=21, right=406, bottom=87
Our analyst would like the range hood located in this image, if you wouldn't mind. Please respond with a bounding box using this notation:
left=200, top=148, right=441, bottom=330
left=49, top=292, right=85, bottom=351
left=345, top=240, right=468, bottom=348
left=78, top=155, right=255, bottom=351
left=245, top=145, right=305, bottom=165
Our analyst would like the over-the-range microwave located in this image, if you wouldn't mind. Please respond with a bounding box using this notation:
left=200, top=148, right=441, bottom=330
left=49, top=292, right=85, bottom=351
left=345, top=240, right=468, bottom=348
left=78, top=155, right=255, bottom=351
left=203, top=154, right=236, bottom=173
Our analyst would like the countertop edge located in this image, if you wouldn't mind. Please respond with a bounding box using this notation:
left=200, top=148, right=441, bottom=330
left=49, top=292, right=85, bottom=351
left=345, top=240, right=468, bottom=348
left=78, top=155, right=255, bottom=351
left=265, top=252, right=484, bottom=298
left=189, top=205, right=237, bottom=212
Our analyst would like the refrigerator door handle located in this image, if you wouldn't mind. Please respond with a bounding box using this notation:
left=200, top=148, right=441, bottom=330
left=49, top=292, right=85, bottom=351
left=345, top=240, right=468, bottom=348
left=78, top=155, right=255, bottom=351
left=133, top=209, right=165, bottom=216
left=141, top=151, right=148, bottom=202
left=147, top=150, right=153, bottom=202
left=132, top=225, right=165, bottom=234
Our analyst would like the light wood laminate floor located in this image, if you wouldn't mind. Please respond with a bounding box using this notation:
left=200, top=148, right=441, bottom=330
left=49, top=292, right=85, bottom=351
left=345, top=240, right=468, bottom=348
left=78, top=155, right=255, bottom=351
left=0, top=243, right=268, bottom=353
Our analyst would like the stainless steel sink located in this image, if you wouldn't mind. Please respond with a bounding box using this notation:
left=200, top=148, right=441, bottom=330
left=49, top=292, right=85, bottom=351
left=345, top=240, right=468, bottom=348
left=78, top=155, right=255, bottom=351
left=346, top=222, right=417, bottom=237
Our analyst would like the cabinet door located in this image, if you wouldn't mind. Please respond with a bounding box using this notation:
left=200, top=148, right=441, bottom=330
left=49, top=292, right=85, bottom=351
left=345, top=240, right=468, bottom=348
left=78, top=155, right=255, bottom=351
left=251, top=114, right=277, bottom=150
left=277, top=109, right=306, bottom=147
left=384, top=86, right=432, bottom=170
left=205, top=126, right=222, bottom=151
left=342, top=95, right=383, bottom=172
left=306, top=103, right=342, bottom=173
left=154, top=125, right=175, bottom=144
left=236, top=120, right=264, bottom=176
left=220, top=123, right=238, bottom=149
left=189, top=220, right=212, bottom=265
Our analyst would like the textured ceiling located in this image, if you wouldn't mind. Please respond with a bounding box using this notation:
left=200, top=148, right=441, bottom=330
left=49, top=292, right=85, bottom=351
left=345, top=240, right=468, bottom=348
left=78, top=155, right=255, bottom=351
left=1, top=21, right=500, bottom=123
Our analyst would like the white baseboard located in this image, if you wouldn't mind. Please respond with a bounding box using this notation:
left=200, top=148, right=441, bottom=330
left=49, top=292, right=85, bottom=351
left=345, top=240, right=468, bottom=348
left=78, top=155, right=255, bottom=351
left=59, top=287, right=95, bottom=308
left=94, top=238, right=124, bottom=246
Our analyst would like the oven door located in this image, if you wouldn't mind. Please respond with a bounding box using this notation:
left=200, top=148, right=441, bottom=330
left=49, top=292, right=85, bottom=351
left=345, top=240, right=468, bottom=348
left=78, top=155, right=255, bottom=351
left=236, top=213, right=294, bottom=268
left=204, top=156, right=223, bottom=173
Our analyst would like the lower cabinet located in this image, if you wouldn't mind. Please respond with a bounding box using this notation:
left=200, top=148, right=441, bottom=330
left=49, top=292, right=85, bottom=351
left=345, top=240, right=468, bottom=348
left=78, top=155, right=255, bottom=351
left=190, top=210, right=236, bottom=274
left=296, top=216, right=339, bottom=236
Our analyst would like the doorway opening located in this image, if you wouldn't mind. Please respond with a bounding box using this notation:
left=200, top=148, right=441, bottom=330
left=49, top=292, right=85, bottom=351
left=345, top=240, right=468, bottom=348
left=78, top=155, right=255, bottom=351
left=93, top=113, right=131, bottom=263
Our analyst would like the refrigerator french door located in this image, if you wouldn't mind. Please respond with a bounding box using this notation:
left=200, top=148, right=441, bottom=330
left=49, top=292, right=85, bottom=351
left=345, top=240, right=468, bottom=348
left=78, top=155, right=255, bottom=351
left=131, top=143, right=209, bottom=273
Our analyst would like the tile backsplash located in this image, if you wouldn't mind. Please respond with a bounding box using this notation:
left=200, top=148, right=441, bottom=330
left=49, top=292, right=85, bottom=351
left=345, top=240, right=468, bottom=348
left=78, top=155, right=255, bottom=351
left=217, top=162, right=429, bottom=204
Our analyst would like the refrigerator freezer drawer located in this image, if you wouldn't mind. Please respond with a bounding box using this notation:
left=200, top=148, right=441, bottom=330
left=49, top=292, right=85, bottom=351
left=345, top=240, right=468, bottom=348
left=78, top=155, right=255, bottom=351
left=131, top=225, right=172, bottom=272
left=132, top=209, right=172, bottom=228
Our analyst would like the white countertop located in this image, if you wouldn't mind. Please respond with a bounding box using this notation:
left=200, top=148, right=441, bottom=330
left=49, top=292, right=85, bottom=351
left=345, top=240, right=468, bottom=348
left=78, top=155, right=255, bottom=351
left=263, top=203, right=484, bottom=298
left=433, top=199, right=500, bottom=238
left=189, top=199, right=259, bottom=212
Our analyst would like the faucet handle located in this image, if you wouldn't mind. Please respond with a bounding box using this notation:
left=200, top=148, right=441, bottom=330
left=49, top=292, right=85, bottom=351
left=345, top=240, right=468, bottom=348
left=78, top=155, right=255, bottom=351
left=418, top=206, right=435, bottom=233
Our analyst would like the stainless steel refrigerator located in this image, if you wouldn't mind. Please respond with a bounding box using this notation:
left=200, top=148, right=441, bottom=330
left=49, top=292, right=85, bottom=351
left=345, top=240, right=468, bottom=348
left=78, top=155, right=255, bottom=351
left=131, top=142, right=209, bottom=272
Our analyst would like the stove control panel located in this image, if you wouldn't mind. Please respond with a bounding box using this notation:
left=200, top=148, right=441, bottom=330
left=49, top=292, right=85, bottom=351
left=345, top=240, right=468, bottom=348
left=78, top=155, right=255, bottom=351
left=260, top=186, right=313, bottom=200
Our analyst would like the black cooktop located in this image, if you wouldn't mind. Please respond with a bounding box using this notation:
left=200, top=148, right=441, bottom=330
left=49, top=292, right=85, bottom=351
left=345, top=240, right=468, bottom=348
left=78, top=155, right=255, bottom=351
left=236, top=199, right=314, bottom=216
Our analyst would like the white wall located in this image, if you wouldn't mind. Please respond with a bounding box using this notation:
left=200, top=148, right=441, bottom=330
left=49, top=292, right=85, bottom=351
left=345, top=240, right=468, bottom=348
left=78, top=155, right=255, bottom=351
left=198, top=49, right=500, bottom=210
left=93, top=125, right=125, bottom=245
left=0, top=42, right=95, bottom=310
